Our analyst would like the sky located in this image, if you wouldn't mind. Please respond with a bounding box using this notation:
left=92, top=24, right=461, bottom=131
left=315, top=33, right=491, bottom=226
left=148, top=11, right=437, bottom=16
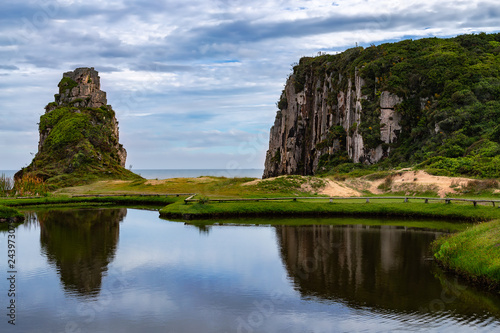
left=1, top=0, right=499, bottom=171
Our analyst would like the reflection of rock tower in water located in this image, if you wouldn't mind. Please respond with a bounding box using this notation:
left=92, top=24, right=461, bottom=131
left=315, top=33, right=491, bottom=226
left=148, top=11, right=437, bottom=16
left=39, top=209, right=126, bottom=298
left=275, top=225, right=443, bottom=312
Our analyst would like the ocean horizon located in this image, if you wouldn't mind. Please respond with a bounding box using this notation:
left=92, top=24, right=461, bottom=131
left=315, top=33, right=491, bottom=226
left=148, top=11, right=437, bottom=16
left=0, top=169, right=264, bottom=180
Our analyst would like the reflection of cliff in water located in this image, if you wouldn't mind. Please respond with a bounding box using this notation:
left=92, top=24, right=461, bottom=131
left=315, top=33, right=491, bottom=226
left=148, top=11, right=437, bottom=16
left=276, top=224, right=500, bottom=315
left=39, top=208, right=126, bottom=298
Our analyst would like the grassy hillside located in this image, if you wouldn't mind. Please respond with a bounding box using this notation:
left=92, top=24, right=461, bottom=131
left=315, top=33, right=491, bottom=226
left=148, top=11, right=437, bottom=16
left=292, top=32, right=500, bottom=177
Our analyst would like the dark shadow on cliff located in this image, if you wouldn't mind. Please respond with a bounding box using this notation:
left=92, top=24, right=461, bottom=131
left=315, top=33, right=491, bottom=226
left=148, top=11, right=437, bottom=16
left=38, top=208, right=126, bottom=298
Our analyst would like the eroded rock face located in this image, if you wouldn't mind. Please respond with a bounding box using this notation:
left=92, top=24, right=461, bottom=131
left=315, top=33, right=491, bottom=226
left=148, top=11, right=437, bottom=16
left=56, top=67, right=107, bottom=109
left=39, top=68, right=127, bottom=168
left=379, top=91, right=402, bottom=145
left=263, top=70, right=404, bottom=178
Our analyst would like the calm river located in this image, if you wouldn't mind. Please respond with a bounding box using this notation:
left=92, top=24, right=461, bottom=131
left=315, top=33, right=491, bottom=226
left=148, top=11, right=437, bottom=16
left=1, top=208, right=499, bottom=332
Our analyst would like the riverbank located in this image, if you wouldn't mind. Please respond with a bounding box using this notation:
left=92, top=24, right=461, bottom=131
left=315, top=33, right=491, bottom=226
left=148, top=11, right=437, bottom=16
left=432, top=219, right=500, bottom=291
left=159, top=198, right=500, bottom=221
left=0, top=195, right=181, bottom=210
left=0, top=205, right=24, bottom=222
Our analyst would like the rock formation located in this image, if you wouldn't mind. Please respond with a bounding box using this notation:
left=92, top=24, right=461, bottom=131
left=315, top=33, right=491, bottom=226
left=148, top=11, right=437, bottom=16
left=16, top=67, right=138, bottom=187
left=263, top=33, right=500, bottom=178
left=56, top=67, right=108, bottom=108
left=263, top=66, right=402, bottom=178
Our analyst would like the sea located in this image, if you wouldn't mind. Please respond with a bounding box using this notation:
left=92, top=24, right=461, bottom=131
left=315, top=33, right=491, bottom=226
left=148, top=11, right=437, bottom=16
left=0, top=169, right=264, bottom=180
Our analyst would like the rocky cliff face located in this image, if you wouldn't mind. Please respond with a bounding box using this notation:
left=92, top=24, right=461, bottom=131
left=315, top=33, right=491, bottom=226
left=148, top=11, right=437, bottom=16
left=56, top=67, right=107, bottom=108
left=264, top=34, right=500, bottom=179
left=16, top=67, right=137, bottom=187
left=263, top=66, right=402, bottom=178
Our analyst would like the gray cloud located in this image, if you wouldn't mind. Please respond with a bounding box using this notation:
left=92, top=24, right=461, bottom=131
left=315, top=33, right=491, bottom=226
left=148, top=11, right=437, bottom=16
left=0, top=65, right=19, bottom=70
left=131, top=63, right=195, bottom=73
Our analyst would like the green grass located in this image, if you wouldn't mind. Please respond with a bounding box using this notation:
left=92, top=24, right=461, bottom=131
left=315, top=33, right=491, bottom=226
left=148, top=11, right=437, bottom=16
left=54, top=175, right=327, bottom=198
left=0, top=195, right=182, bottom=209
left=159, top=199, right=500, bottom=221
left=432, top=219, right=500, bottom=289
left=0, top=205, right=23, bottom=219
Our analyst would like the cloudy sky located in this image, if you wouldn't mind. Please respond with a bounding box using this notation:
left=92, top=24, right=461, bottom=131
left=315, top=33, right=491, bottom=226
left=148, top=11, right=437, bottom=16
left=1, top=0, right=499, bottom=171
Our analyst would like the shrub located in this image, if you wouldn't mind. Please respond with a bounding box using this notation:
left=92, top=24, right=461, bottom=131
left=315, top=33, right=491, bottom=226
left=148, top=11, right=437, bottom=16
left=377, top=174, right=394, bottom=192
left=14, top=174, right=48, bottom=197
left=198, top=197, right=210, bottom=204
left=459, top=179, right=499, bottom=195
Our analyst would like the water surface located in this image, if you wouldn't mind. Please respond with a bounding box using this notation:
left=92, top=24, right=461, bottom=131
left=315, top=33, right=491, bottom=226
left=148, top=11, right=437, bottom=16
left=1, top=208, right=499, bottom=332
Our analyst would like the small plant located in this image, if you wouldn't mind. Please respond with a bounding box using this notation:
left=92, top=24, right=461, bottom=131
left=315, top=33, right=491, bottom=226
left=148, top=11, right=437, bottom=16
left=377, top=174, right=394, bottom=192
left=14, top=174, right=48, bottom=197
left=459, top=179, right=499, bottom=195
left=58, top=77, right=78, bottom=94
left=198, top=197, right=210, bottom=204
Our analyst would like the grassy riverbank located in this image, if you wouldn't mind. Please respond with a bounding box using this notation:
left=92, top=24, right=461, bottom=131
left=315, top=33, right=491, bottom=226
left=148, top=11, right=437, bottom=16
left=432, top=220, right=500, bottom=290
left=159, top=198, right=500, bottom=221
left=0, top=205, right=24, bottom=221
left=0, top=195, right=181, bottom=209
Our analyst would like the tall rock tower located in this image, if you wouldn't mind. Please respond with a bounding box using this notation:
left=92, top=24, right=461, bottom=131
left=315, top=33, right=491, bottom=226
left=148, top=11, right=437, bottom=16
left=16, top=67, right=138, bottom=187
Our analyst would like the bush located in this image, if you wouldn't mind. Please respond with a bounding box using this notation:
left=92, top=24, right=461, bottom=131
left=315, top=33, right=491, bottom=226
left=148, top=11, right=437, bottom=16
left=14, top=174, right=48, bottom=197
left=198, top=197, right=210, bottom=204
left=459, top=179, right=499, bottom=195
left=377, top=174, right=394, bottom=192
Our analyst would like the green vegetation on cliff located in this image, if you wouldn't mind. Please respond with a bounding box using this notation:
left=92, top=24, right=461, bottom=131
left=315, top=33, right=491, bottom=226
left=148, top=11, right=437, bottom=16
left=18, top=104, right=138, bottom=188
left=290, top=32, right=500, bottom=177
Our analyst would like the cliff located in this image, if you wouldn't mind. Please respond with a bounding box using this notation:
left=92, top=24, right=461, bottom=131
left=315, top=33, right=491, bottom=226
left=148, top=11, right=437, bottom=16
left=16, top=67, right=140, bottom=187
left=264, top=33, right=500, bottom=178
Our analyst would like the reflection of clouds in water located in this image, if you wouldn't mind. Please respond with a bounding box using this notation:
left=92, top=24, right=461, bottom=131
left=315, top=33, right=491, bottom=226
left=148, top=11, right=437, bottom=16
left=113, top=220, right=279, bottom=276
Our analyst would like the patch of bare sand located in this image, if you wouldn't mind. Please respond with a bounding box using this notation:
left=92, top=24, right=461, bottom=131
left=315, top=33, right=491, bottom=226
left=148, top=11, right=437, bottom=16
left=243, top=176, right=362, bottom=196
left=241, top=178, right=262, bottom=186
left=145, top=176, right=215, bottom=185
left=107, top=180, right=131, bottom=185
left=319, top=179, right=362, bottom=197
left=368, top=170, right=472, bottom=197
